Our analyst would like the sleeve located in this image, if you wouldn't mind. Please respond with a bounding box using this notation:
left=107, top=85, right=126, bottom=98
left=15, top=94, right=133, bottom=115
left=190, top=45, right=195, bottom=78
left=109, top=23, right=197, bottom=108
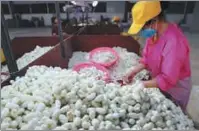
left=156, top=37, right=185, bottom=91
left=139, top=39, right=149, bottom=67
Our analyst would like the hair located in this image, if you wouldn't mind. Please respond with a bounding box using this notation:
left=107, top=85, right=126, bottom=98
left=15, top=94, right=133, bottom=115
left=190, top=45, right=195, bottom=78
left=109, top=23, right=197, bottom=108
left=144, top=11, right=166, bottom=26
left=51, top=16, right=57, bottom=24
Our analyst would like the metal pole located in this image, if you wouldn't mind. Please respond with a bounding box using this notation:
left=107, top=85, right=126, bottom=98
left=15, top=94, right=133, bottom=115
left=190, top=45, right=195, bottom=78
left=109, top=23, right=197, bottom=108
left=46, top=3, right=49, bottom=14
left=55, top=1, right=66, bottom=58
left=1, top=11, right=18, bottom=76
left=86, top=7, right=88, bottom=26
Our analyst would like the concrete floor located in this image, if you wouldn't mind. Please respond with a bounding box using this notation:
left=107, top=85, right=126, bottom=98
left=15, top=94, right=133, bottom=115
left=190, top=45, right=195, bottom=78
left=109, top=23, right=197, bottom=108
left=5, top=27, right=199, bottom=128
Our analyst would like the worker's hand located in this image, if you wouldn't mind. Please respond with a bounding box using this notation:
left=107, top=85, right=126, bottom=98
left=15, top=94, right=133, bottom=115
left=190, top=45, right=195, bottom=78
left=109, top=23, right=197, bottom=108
left=123, top=70, right=137, bottom=83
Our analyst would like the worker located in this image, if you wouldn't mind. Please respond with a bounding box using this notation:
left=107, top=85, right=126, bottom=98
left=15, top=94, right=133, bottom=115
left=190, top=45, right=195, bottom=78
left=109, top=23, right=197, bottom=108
left=51, top=17, right=67, bottom=36
left=51, top=17, right=58, bottom=36
left=112, top=16, right=124, bottom=31
left=0, top=48, right=6, bottom=63
left=112, top=16, right=120, bottom=24
left=124, top=1, right=191, bottom=112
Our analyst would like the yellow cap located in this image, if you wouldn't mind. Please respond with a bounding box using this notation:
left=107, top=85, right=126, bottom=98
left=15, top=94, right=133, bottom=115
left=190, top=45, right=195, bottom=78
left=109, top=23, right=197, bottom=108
left=128, top=1, right=161, bottom=35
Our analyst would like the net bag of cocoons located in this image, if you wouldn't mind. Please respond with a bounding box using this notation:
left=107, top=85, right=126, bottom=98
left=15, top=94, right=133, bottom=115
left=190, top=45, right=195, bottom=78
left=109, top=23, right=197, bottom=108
left=73, top=62, right=110, bottom=82
left=89, top=47, right=119, bottom=67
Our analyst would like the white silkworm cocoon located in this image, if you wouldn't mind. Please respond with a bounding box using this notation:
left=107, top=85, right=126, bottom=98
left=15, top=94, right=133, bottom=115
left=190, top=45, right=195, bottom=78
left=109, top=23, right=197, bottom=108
left=74, top=110, right=81, bottom=117
left=41, top=124, right=48, bottom=130
left=46, top=119, right=57, bottom=129
left=121, top=103, right=128, bottom=110
left=96, top=108, right=107, bottom=115
left=89, top=126, right=95, bottom=130
left=53, top=126, right=67, bottom=130
left=97, top=115, right=104, bottom=122
left=63, top=123, right=72, bottom=130
left=125, top=100, right=136, bottom=106
left=55, top=100, right=61, bottom=109
left=105, top=114, right=112, bottom=120
left=1, top=108, right=9, bottom=119
left=143, top=122, right=155, bottom=130
left=151, top=113, right=161, bottom=122
left=99, top=122, right=105, bottom=130
left=82, top=115, right=90, bottom=121
left=27, top=118, right=39, bottom=129
left=82, top=121, right=91, bottom=129
left=81, top=105, right=87, bottom=114
left=36, top=102, right=46, bottom=112
left=133, top=103, right=141, bottom=112
left=129, top=119, right=135, bottom=125
left=10, top=120, right=18, bottom=128
left=20, top=124, right=29, bottom=130
left=120, top=122, right=129, bottom=128
left=166, top=120, right=174, bottom=126
left=119, top=109, right=126, bottom=117
left=23, top=112, right=39, bottom=122
left=75, top=100, right=83, bottom=110
left=1, top=122, right=10, bottom=130
left=5, top=102, right=19, bottom=109
left=35, top=126, right=43, bottom=130
left=116, top=126, right=121, bottom=129
left=136, top=117, right=146, bottom=127
left=59, top=114, right=68, bottom=124
left=86, top=92, right=96, bottom=101
left=128, top=106, right=134, bottom=113
left=60, top=105, right=70, bottom=113
left=43, top=110, right=51, bottom=118
left=16, top=116, right=22, bottom=125
left=105, top=122, right=113, bottom=129
left=73, top=117, right=81, bottom=127
left=27, top=101, right=35, bottom=110
left=89, top=110, right=96, bottom=119
left=3, top=117, right=12, bottom=123
left=52, top=109, right=60, bottom=120
left=128, top=113, right=140, bottom=119
left=94, top=95, right=104, bottom=102
left=156, top=121, right=166, bottom=128
left=71, top=123, right=77, bottom=130
left=92, top=119, right=100, bottom=128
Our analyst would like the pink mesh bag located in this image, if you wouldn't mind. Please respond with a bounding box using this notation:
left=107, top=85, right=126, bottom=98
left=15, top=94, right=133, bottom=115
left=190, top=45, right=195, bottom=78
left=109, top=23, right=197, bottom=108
left=89, top=47, right=119, bottom=67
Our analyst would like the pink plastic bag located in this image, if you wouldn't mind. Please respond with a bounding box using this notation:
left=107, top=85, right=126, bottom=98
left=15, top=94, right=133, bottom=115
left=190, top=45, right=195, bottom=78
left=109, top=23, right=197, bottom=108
left=73, top=62, right=110, bottom=82
left=89, top=47, right=119, bottom=67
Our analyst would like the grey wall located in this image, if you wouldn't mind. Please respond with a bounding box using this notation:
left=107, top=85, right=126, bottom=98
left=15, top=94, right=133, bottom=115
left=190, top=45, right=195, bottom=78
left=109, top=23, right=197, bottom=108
left=106, top=1, right=125, bottom=13
left=189, top=2, right=199, bottom=32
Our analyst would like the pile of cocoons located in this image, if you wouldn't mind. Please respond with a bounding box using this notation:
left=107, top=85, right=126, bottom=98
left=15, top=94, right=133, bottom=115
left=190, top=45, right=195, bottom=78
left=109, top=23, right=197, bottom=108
left=1, top=46, right=53, bottom=82
left=68, top=47, right=149, bottom=82
left=91, top=51, right=116, bottom=63
left=1, top=65, right=194, bottom=130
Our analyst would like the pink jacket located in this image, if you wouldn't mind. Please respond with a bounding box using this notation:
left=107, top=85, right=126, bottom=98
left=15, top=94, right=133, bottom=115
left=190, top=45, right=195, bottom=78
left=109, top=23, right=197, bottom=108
left=140, top=23, right=192, bottom=110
